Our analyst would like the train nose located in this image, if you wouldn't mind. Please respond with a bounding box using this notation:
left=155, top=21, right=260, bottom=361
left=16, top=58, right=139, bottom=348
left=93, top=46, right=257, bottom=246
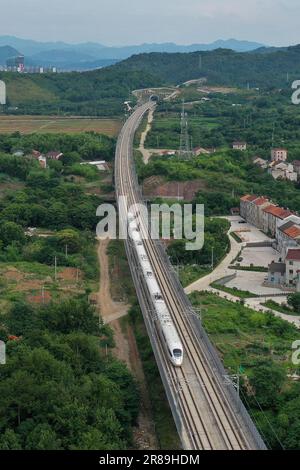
left=174, top=357, right=183, bottom=367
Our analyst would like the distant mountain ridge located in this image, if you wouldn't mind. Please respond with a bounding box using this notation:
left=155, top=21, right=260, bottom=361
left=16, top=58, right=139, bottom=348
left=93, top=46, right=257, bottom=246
left=0, top=46, right=21, bottom=65
left=0, top=36, right=266, bottom=70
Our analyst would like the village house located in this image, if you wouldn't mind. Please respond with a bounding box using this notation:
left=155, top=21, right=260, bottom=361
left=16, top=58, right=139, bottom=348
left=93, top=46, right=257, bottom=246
left=253, top=157, right=268, bottom=169
left=240, top=195, right=270, bottom=229
left=262, top=205, right=293, bottom=237
left=268, top=262, right=286, bottom=286
left=232, top=141, right=247, bottom=151
left=46, top=151, right=63, bottom=161
left=285, top=249, right=300, bottom=287
left=240, top=194, right=258, bottom=221
left=292, top=160, right=300, bottom=177
left=31, top=150, right=42, bottom=159
left=80, top=161, right=109, bottom=171
left=193, top=147, right=210, bottom=156
left=38, top=155, right=47, bottom=169
left=271, top=148, right=288, bottom=162
left=268, top=161, right=297, bottom=181
left=251, top=197, right=271, bottom=228
left=276, top=215, right=300, bottom=255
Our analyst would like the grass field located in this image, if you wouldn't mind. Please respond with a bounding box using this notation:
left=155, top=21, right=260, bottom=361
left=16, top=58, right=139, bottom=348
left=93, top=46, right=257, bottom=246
left=0, top=115, right=122, bottom=136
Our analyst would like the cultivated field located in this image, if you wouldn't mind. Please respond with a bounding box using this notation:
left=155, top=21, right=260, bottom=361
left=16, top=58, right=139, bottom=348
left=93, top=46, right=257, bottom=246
left=0, top=115, right=122, bottom=136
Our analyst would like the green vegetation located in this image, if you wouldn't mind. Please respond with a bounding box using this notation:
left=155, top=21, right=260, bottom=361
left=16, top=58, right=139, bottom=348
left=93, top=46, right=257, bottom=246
left=229, top=265, right=268, bottom=272
left=129, top=303, right=180, bottom=449
left=287, top=293, right=300, bottom=314
left=118, top=46, right=300, bottom=88
left=0, top=132, right=115, bottom=162
left=0, top=298, right=139, bottom=450
left=210, top=282, right=258, bottom=299
left=263, top=300, right=296, bottom=316
left=107, top=240, right=135, bottom=302
left=167, top=217, right=230, bottom=268
left=190, top=292, right=300, bottom=450
left=3, top=45, right=300, bottom=117
left=230, top=232, right=243, bottom=243
left=0, top=131, right=142, bottom=450
left=138, top=146, right=300, bottom=214
left=0, top=67, right=161, bottom=116
left=178, top=265, right=209, bottom=288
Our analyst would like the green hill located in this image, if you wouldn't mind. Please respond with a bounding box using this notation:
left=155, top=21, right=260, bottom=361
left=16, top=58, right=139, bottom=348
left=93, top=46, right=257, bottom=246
left=1, top=45, right=300, bottom=116
left=118, top=45, right=300, bottom=87
left=0, top=67, right=162, bottom=116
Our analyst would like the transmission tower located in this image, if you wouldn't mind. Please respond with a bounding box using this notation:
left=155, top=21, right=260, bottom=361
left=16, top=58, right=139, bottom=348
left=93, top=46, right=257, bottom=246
left=179, top=100, right=192, bottom=160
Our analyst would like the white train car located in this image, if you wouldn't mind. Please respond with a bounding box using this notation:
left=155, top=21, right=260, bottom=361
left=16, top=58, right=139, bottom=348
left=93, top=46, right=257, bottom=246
left=128, top=215, right=183, bottom=367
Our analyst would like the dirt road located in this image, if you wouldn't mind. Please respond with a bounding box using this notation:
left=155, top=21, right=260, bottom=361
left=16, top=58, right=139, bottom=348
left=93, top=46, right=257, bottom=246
left=97, top=238, right=158, bottom=449
left=138, top=108, right=154, bottom=164
left=97, top=238, right=129, bottom=323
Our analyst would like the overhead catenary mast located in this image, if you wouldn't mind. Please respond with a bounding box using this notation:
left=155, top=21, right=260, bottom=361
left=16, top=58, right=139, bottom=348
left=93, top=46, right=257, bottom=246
left=179, top=100, right=192, bottom=160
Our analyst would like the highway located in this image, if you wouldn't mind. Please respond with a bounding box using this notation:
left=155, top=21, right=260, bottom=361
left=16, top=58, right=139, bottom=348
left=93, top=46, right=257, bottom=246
left=114, top=101, right=267, bottom=450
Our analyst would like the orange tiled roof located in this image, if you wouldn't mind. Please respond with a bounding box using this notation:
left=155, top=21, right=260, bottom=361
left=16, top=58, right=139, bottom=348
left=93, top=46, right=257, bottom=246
left=240, top=194, right=258, bottom=202
left=284, top=225, right=300, bottom=239
left=263, top=205, right=292, bottom=219
left=253, top=197, right=269, bottom=206
left=286, top=249, right=300, bottom=261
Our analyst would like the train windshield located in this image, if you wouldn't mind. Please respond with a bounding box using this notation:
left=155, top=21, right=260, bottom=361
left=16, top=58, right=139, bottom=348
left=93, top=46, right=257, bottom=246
left=173, top=349, right=182, bottom=358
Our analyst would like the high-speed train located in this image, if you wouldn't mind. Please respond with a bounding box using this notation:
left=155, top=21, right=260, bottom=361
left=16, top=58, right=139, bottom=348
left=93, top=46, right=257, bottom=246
left=128, top=212, right=183, bottom=367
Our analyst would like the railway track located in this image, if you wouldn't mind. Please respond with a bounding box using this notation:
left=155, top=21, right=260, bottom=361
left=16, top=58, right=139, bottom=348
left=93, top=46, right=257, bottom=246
left=115, top=101, right=266, bottom=450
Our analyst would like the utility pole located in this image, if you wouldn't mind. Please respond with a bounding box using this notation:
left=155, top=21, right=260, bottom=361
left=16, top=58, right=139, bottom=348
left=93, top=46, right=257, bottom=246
left=41, top=286, right=45, bottom=305
left=179, top=100, right=192, bottom=160
left=211, top=247, right=214, bottom=271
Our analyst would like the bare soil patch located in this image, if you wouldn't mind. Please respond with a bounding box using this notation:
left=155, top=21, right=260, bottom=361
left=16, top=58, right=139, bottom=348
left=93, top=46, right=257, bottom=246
left=143, top=178, right=208, bottom=201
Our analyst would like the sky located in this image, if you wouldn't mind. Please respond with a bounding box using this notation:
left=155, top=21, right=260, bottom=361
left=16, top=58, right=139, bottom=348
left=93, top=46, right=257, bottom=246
left=1, top=0, right=300, bottom=46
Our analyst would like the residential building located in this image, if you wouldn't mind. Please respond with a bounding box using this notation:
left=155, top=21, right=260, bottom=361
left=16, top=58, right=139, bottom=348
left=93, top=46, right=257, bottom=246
left=268, top=262, right=286, bottom=286
left=285, top=249, right=300, bottom=287
left=251, top=197, right=270, bottom=228
left=31, top=150, right=42, bottom=159
left=193, top=147, right=210, bottom=156
left=253, top=157, right=268, bottom=169
left=80, top=161, right=109, bottom=171
left=271, top=148, right=288, bottom=162
left=230, top=207, right=240, bottom=216
left=268, top=161, right=297, bottom=181
left=233, top=141, right=247, bottom=151
left=240, top=194, right=258, bottom=220
left=277, top=215, right=300, bottom=255
left=262, top=205, right=292, bottom=237
left=292, top=160, right=300, bottom=177
left=38, top=155, right=47, bottom=169
left=46, top=151, right=63, bottom=160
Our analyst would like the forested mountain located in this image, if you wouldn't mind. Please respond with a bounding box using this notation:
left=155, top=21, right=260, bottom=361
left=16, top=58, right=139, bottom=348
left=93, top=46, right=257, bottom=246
left=0, top=46, right=20, bottom=65
left=1, top=45, right=300, bottom=116
left=118, top=45, right=300, bottom=87
left=0, top=67, right=162, bottom=116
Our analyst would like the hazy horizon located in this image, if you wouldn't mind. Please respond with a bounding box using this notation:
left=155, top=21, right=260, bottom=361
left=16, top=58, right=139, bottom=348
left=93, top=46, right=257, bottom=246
left=1, top=0, right=300, bottom=47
